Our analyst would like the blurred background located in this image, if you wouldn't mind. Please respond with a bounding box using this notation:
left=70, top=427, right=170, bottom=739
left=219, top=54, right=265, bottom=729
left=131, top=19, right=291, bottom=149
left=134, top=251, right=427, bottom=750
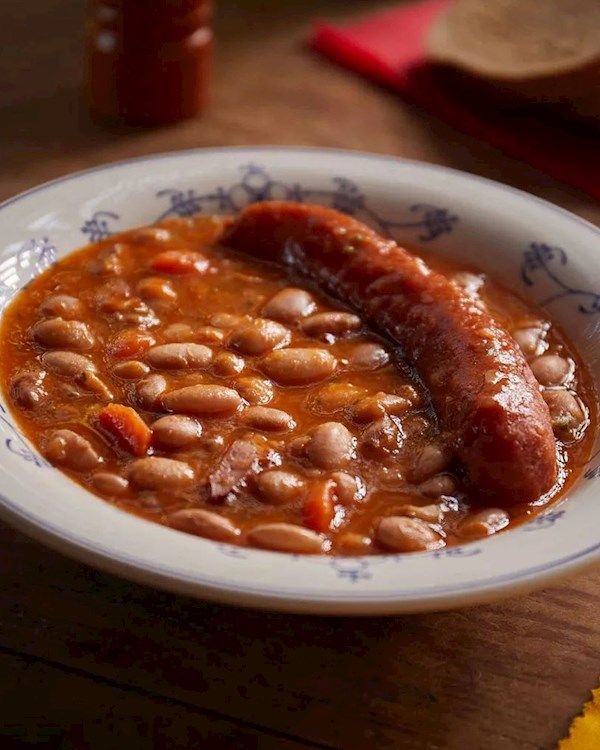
left=2, top=0, right=597, bottom=224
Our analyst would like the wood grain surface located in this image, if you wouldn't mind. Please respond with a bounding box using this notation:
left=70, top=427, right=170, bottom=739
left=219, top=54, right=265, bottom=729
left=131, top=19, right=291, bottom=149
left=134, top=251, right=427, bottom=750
left=1, top=1, right=599, bottom=748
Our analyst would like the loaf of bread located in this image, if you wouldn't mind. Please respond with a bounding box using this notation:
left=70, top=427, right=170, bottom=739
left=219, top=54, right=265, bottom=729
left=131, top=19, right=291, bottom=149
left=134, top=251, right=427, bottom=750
left=427, top=0, right=600, bottom=123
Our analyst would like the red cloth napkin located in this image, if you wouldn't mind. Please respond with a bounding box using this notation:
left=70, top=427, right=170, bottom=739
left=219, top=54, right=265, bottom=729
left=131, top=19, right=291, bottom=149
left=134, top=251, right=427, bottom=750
left=312, top=0, right=600, bottom=201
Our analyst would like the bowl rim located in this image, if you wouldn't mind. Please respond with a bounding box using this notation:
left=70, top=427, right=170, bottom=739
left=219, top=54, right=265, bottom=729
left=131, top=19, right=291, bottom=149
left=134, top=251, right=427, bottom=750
left=0, top=145, right=598, bottom=615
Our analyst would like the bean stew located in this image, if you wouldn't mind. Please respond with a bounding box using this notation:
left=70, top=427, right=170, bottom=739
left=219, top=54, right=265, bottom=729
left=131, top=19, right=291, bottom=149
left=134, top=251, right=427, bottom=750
left=0, top=206, right=594, bottom=555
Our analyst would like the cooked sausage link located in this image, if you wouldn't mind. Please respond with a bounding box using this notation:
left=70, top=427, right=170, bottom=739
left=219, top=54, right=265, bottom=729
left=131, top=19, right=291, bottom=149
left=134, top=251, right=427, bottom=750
left=256, top=470, right=306, bottom=505
left=262, top=348, right=337, bottom=385
left=241, top=406, right=296, bottom=432
left=169, top=508, right=241, bottom=542
left=113, top=360, right=150, bottom=380
left=212, top=352, right=246, bottom=376
left=41, top=351, right=96, bottom=377
left=530, top=354, right=572, bottom=387
left=458, top=509, right=510, bottom=540
left=263, top=288, right=316, bottom=323
left=376, top=516, right=444, bottom=552
left=92, top=472, right=129, bottom=496
left=31, top=318, right=95, bottom=351
left=135, top=374, right=168, bottom=410
left=39, top=294, right=83, bottom=319
left=347, top=342, right=390, bottom=371
left=301, top=311, right=361, bottom=340
left=151, top=415, right=202, bottom=448
left=305, top=422, right=355, bottom=469
left=163, top=384, right=242, bottom=416
left=10, top=372, right=47, bottom=410
left=128, top=457, right=195, bottom=489
left=247, top=523, right=325, bottom=554
left=45, top=429, right=101, bottom=471
left=235, top=376, right=274, bottom=405
left=229, top=319, right=290, bottom=356
left=225, top=202, right=558, bottom=504
left=146, top=343, right=213, bottom=369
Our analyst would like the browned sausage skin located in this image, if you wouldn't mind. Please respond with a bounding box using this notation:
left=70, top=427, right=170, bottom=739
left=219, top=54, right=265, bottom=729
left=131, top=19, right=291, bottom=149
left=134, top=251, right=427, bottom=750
left=225, top=201, right=557, bottom=505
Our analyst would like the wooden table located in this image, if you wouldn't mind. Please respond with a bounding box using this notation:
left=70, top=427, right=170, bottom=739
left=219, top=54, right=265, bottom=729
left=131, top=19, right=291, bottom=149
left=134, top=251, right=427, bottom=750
left=1, top=2, right=599, bottom=748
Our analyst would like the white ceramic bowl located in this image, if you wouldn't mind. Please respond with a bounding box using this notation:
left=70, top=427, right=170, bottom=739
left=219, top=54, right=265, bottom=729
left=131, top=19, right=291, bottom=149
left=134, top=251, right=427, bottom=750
left=0, top=147, right=598, bottom=615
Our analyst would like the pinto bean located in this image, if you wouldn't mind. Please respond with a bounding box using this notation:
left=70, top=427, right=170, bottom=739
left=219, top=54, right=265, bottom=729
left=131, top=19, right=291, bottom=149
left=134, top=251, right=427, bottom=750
left=310, top=383, right=366, bottom=413
left=247, top=523, right=325, bottom=554
left=458, top=509, right=510, bottom=540
left=90, top=278, right=131, bottom=312
left=229, top=319, right=290, bottom=355
left=135, top=374, right=167, bottom=410
left=241, top=406, right=296, bottom=432
left=128, top=457, right=195, bottom=489
left=146, top=343, right=212, bottom=370
left=360, top=416, right=403, bottom=458
left=136, top=277, right=177, bottom=301
left=235, top=376, right=274, bottom=405
left=301, top=311, right=361, bottom=340
left=263, top=288, right=316, bottom=324
left=212, top=352, right=245, bottom=376
left=337, top=533, right=373, bottom=555
left=113, top=360, right=150, bottom=379
left=45, top=429, right=101, bottom=472
left=530, top=354, right=572, bottom=387
left=262, top=348, right=337, bottom=385
left=418, top=474, right=457, bottom=498
left=41, top=351, right=95, bottom=377
left=195, top=326, right=225, bottom=345
left=163, top=384, right=242, bottom=416
left=330, top=472, right=364, bottom=505
left=543, top=389, right=588, bottom=441
left=10, top=371, right=47, bottom=410
left=39, top=294, right=83, bottom=319
left=353, top=392, right=411, bottom=423
left=89, top=243, right=125, bottom=275
left=169, top=508, right=241, bottom=542
left=305, top=422, right=355, bottom=469
left=256, top=470, right=306, bottom=505
left=347, top=342, right=389, bottom=370
left=31, top=318, right=94, bottom=351
left=209, top=313, right=247, bottom=329
left=513, top=326, right=547, bottom=357
left=161, top=323, right=194, bottom=341
left=393, top=503, right=442, bottom=524
left=410, top=444, right=449, bottom=482
left=376, top=516, right=444, bottom=552
left=78, top=371, right=113, bottom=400
left=92, top=472, right=129, bottom=496
left=152, top=415, right=202, bottom=448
